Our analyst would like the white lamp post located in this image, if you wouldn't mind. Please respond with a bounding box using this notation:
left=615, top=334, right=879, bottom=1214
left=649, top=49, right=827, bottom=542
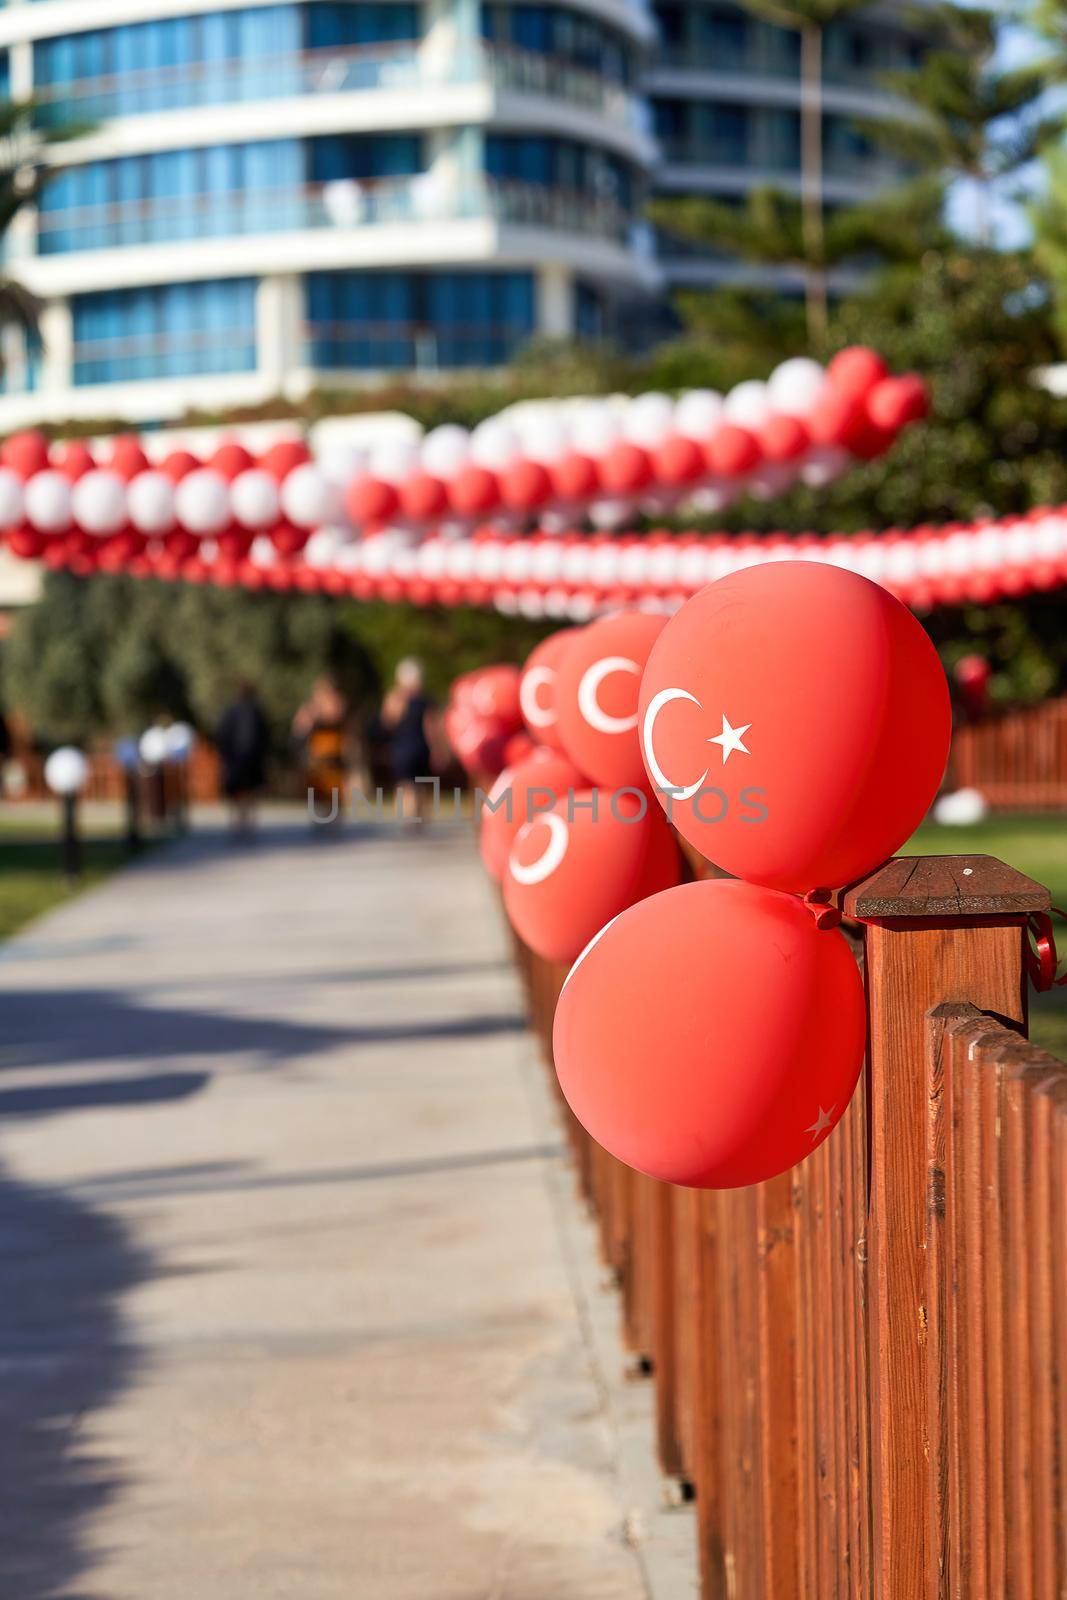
left=43, top=746, right=89, bottom=880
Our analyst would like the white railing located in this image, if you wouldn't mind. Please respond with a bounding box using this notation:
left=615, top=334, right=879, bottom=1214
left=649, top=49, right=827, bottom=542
left=34, top=173, right=634, bottom=255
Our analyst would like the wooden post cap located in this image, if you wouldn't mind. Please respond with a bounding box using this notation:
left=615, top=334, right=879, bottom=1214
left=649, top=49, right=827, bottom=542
left=841, top=854, right=1050, bottom=922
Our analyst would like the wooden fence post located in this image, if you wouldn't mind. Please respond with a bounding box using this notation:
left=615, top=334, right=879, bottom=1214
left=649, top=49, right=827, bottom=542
left=842, top=854, right=1050, bottom=1600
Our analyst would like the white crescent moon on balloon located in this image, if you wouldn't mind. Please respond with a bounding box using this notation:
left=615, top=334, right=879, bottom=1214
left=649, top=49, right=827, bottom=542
left=578, top=656, right=641, bottom=735
left=509, top=811, right=569, bottom=885
left=561, top=913, right=622, bottom=991
left=642, top=687, right=708, bottom=801
left=520, top=666, right=555, bottom=728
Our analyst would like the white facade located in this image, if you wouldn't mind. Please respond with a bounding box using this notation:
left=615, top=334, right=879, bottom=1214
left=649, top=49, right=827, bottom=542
left=0, top=0, right=925, bottom=425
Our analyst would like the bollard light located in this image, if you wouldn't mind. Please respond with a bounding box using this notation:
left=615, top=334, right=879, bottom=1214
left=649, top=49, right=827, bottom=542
left=114, top=737, right=142, bottom=849
left=44, top=745, right=89, bottom=881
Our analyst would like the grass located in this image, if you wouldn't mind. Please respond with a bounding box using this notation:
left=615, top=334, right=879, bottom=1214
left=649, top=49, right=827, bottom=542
left=909, top=813, right=1067, bottom=1059
left=0, top=817, right=135, bottom=943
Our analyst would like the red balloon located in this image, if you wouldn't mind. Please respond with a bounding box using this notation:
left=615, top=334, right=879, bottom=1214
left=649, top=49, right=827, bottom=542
left=555, top=611, right=667, bottom=789
left=260, top=439, right=310, bottom=481
left=638, top=561, right=951, bottom=893
left=866, top=374, right=929, bottom=432
left=479, top=749, right=583, bottom=882
left=216, top=528, right=253, bottom=561
left=551, top=452, right=601, bottom=502
left=827, top=346, right=888, bottom=401
left=519, top=629, right=580, bottom=751
left=53, top=440, right=96, bottom=481
left=210, top=441, right=254, bottom=481
left=268, top=528, right=307, bottom=560
left=449, top=465, right=500, bottom=518
left=653, top=435, right=705, bottom=487
left=446, top=708, right=509, bottom=778
left=501, top=459, right=552, bottom=513
left=809, top=388, right=873, bottom=453
left=107, top=435, right=149, bottom=480
left=504, top=789, right=680, bottom=962
left=552, top=878, right=866, bottom=1188
left=346, top=474, right=398, bottom=527
left=503, top=731, right=537, bottom=766
left=462, top=664, right=523, bottom=729
left=2, top=431, right=50, bottom=479
left=399, top=472, right=448, bottom=522
left=160, top=450, right=199, bottom=482
left=600, top=443, right=652, bottom=496
left=7, top=526, right=47, bottom=559
left=705, top=426, right=761, bottom=479
left=760, top=414, right=811, bottom=463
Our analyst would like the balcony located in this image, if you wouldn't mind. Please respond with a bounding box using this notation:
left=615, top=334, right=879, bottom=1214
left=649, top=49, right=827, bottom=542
left=302, top=319, right=533, bottom=372
left=33, top=39, right=649, bottom=140
left=34, top=173, right=637, bottom=257
left=654, top=138, right=908, bottom=188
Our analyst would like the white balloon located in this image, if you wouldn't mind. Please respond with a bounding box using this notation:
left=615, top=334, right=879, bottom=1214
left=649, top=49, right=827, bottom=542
left=769, top=357, right=826, bottom=417
left=72, top=469, right=127, bottom=536
left=370, top=437, right=422, bottom=484
left=801, top=444, right=851, bottom=488
left=139, top=726, right=170, bottom=766
left=674, top=389, right=723, bottom=439
left=249, top=535, right=278, bottom=569
left=127, top=470, right=176, bottom=536
left=318, top=443, right=369, bottom=484
left=24, top=470, right=72, bottom=534
left=622, top=392, right=675, bottom=449
left=44, top=746, right=89, bottom=795
left=589, top=498, right=633, bottom=530
left=420, top=425, right=470, bottom=478
left=231, top=468, right=281, bottom=531
left=0, top=466, right=24, bottom=526
left=470, top=420, right=520, bottom=471
left=519, top=415, right=570, bottom=464
left=280, top=463, right=341, bottom=529
left=175, top=469, right=231, bottom=536
left=933, top=787, right=989, bottom=827
left=166, top=721, right=195, bottom=760
left=688, top=483, right=738, bottom=515
left=572, top=401, right=622, bottom=458
left=723, top=380, right=771, bottom=430
left=304, top=525, right=350, bottom=569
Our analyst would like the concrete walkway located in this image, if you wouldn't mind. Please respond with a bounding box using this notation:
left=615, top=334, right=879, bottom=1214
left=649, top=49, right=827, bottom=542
left=0, top=821, right=695, bottom=1600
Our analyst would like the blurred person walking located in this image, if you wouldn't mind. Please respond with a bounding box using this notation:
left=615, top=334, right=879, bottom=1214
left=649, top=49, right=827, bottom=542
left=381, top=658, right=435, bottom=824
left=293, top=676, right=349, bottom=823
left=216, top=680, right=270, bottom=836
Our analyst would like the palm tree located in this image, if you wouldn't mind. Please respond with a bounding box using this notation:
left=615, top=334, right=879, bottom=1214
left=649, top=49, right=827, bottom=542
left=740, top=0, right=873, bottom=344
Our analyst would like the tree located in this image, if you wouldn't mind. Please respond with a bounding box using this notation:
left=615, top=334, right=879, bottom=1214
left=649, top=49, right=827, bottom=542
left=730, top=0, right=874, bottom=343
left=0, top=100, right=90, bottom=351
left=869, top=4, right=1058, bottom=245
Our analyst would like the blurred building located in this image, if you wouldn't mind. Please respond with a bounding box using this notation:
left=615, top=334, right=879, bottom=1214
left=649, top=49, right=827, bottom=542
left=647, top=0, right=927, bottom=295
left=0, top=0, right=925, bottom=426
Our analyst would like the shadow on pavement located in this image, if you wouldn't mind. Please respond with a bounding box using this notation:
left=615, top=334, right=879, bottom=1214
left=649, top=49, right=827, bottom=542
left=0, top=988, right=524, bottom=1073
left=0, top=1166, right=148, bottom=1600
left=0, top=1069, right=210, bottom=1117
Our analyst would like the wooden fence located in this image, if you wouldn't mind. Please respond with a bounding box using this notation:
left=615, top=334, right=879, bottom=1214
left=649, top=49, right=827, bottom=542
left=949, top=696, right=1067, bottom=809
left=511, top=850, right=1067, bottom=1598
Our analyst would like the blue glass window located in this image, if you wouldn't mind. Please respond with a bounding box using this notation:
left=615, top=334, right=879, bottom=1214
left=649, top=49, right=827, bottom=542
left=34, top=5, right=419, bottom=122
left=72, top=278, right=257, bottom=385
left=486, top=134, right=633, bottom=207
left=481, top=4, right=633, bottom=84
left=38, top=135, right=427, bottom=253
left=305, top=270, right=535, bottom=369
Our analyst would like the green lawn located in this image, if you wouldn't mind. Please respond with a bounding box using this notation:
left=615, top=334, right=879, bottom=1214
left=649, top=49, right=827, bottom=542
left=0, top=818, right=134, bottom=943
left=909, top=814, right=1067, bottom=1059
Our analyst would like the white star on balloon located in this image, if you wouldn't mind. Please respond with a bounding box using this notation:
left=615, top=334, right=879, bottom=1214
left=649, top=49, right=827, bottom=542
left=805, top=1105, right=835, bottom=1141
left=708, top=714, right=751, bottom=764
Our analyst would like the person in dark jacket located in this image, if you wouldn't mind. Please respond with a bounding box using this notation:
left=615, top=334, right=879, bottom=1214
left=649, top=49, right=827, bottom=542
left=216, top=681, right=270, bottom=835
left=381, top=658, right=434, bottom=823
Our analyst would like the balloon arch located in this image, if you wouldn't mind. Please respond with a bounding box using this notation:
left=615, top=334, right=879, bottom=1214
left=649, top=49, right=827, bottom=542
left=0, top=348, right=1059, bottom=615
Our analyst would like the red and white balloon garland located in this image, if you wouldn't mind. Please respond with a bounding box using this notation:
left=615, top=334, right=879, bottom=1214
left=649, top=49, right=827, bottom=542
left=0, top=347, right=926, bottom=573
